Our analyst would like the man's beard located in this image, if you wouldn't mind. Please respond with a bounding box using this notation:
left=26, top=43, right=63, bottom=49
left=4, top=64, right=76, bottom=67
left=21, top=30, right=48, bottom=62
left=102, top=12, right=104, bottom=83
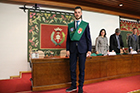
left=75, top=15, right=82, bottom=20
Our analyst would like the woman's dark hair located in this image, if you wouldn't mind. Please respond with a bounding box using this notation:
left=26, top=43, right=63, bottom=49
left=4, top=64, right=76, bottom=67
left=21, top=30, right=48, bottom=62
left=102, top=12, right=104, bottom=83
left=99, top=29, right=106, bottom=37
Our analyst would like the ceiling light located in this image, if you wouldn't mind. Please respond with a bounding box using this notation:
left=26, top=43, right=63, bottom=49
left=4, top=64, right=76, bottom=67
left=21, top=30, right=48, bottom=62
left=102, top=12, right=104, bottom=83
left=119, top=3, right=123, bottom=7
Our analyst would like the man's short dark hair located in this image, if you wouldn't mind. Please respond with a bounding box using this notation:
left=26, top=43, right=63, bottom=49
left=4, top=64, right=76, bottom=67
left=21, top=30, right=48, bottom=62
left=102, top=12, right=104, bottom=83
left=133, top=28, right=137, bottom=30
left=115, top=28, right=121, bottom=33
left=74, top=6, right=82, bottom=11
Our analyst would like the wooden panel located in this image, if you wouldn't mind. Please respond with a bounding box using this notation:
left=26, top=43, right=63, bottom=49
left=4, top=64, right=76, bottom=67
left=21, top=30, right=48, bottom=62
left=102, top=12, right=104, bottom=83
left=31, top=54, right=140, bottom=91
left=100, top=59, right=108, bottom=77
left=107, top=56, right=117, bottom=76
left=1, top=0, right=140, bottom=19
left=116, top=55, right=131, bottom=75
left=32, top=58, right=71, bottom=86
left=85, top=56, right=107, bottom=78
left=85, top=57, right=101, bottom=80
left=82, top=0, right=140, bottom=13
left=131, top=54, right=140, bottom=72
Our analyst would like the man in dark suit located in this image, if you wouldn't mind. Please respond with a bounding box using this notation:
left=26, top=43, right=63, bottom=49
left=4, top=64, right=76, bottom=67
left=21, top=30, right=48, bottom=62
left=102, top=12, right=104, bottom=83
left=66, top=6, right=92, bottom=93
left=128, top=28, right=139, bottom=52
left=110, top=28, right=124, bottom=53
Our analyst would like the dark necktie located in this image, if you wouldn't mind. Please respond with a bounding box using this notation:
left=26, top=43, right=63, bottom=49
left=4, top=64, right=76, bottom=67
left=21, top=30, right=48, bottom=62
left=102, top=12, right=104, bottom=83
left=117, top=36, right=120, bottom=49
left=76, top=21, right=79, bottom=29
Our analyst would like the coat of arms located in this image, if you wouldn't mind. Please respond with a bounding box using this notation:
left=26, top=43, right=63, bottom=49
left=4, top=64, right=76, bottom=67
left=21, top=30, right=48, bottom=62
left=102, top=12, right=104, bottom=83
left=51, top=27, right=65, bottom=46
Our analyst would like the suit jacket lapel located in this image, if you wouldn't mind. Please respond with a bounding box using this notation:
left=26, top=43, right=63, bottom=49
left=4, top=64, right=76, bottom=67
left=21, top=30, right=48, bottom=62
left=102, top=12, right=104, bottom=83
left=136, top=35, right=138, bottom=42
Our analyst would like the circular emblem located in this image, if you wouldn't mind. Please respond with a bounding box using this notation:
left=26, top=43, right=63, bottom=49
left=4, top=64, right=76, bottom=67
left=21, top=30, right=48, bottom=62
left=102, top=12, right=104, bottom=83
left=70, top=27, right=74, bottom=32
left=78, top=28, right=83, bottom=34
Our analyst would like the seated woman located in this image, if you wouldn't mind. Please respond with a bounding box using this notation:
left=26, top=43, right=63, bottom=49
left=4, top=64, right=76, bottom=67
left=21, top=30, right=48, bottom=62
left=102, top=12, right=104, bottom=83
left=95, top=29, right=109, bottom=56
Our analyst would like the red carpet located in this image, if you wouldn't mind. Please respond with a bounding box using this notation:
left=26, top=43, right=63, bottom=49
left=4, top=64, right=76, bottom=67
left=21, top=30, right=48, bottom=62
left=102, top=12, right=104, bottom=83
left=0, top=73, right=140, bottom=93
left=0, top=73, right=31, bottom=93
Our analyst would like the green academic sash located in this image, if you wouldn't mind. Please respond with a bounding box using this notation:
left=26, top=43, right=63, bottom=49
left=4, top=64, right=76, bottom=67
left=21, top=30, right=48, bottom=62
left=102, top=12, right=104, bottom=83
left=68, top=20, right=88, bottom=41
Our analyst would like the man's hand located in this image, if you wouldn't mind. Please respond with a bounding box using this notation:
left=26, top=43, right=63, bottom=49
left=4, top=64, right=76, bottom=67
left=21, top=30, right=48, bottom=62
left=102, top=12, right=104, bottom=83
left=122, top=48, right=126, bottom=53
left=66, top=51, right=70, bottom=57
left=96, top=51, right=99, bottom=54
left=87, top=51, right=91, bottom=57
